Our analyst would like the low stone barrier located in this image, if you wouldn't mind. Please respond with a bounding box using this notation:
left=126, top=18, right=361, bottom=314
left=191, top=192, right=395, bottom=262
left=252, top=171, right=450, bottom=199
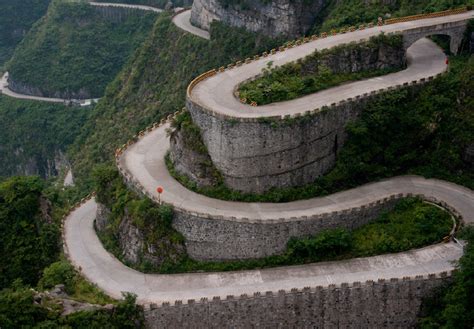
left=144, top=272, right=453, bottom=328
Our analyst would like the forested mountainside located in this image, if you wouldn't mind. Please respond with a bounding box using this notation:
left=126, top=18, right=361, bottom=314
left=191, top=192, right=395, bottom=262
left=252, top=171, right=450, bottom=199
left=93, top=0, right=193, bottom=7
left=0, top=1, right=473, bottom=327
left=0, top=176, right=144, bottom=327
left=68, top=14, right=284, bottom=188
left=6, top=0, right=156, bottom=99
left=315, top=0, right=474, bottom=32
left=0, top=0, right=50, bottom=67
left=0, top=96, right=90, bottom=179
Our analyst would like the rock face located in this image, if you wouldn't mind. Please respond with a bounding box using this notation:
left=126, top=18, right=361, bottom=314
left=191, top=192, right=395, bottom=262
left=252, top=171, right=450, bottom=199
left=8, top=77, right=92, bottom=100
left=169, top=129, right=220, bottom=188
left=191, top=0, right=327, bottom=38
left=310, top=41, right=406, bottom=74
left=95, top=202, right=185, bottom=268
left=9, top=148, right=69, bottom=179
left=34, top=284, right=114, bottom=316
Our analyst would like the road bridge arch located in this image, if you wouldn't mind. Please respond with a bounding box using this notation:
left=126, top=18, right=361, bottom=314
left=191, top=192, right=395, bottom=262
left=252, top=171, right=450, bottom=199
left=403, top=19, right=469, bottom=54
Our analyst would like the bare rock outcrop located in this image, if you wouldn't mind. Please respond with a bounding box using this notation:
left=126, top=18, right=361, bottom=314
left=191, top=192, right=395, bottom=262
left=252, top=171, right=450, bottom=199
left=191, top=0, right=327, bottom=38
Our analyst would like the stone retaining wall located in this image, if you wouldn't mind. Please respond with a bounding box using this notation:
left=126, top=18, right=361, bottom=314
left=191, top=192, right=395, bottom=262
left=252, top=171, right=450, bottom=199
left=117, top=162, right=435, bottom=260
left=175, top=38, right=406, bottom=193
left=115, top=81, right=461, bottom=260
left=187, top=81, right=427, bottom=194
left=144, top=273, right=451, bottom=328
left=92, top=4, right=157, bottom=23
left=172, top=194, right=403, bottom=260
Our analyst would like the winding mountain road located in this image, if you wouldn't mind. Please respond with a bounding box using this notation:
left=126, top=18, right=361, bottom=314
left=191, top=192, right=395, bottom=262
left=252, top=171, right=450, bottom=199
left=90, top=3, right=210, bottom=39
left=89, top=1, right=163, bottom=13
left=0, top=2, right=167, bottom=105
left=0, top=72, right=98, bottom=105
left=63, top=10, right=474, bottom=304
left=172, top=9, right=211, bottom=39
left=190, top=11, right=473, bottom=118
left=65, top=197, right=466, bottom=304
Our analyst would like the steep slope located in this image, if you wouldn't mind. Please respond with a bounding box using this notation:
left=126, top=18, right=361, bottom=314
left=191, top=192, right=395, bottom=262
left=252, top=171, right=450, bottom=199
left=6, top=0, right=156, bottom=99
left=92, top=0, right=193, bottom=8
left=0, top=96, right=90, bottom=179
left=0, top=0, right=50, bottom=67
left=68, top=13, right=283, bottom=188
left=316, top=0, right=474, bottom=32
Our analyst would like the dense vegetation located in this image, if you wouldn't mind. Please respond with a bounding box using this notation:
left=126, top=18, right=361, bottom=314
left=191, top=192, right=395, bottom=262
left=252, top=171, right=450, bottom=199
left=94, top=0, right=192, bottom=7
left=93, top=165, right=187, bottom=272
left=0, top=175, right=143, bottom=328
left=0, top=176, right=59, bottom=289
left=314, top=0, right=474, bottom=32
left=0, top=0, right=50, bottom=67
left=94, top=171, right=453, bottom=273
left=419, top=227, right=474, bottom=328
left=0, top=95, right=90, bottom=179
left=170, top=53, right=474, bottom=202
left=68, top=14, right=284, bottom=190
left=7, top=0, right=156, bottom=98
left=239, top=34, right=403, bottom=105
left=0, top=285, right=141, bottom=328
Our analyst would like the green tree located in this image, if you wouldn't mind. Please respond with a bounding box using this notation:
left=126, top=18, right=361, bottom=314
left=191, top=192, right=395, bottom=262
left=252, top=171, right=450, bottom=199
left=0, top=176, right=60, bottom=289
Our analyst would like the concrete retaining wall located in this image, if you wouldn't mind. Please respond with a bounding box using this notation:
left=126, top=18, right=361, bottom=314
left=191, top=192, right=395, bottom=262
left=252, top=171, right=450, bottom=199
left=144, top=274, right=451, bottom=328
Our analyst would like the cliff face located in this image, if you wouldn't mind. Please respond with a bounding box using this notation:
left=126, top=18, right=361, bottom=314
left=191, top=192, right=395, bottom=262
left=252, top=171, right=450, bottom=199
left=169, top=129, right=220, bottom=188
left=191, top=0, right=327, bottom=38
left=95, top=202, right=186, bottom=269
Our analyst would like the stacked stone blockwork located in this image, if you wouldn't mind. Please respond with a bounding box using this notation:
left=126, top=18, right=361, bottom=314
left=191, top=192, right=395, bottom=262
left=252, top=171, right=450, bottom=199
left=144, top=275, right=451, bottom=328
left=174, top=37, right=406, bottom=193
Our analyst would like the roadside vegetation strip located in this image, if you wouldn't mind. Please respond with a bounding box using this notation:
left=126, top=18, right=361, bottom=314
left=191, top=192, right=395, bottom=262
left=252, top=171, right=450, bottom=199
left=237, top=34, right=404, bottom=106
left=92, top=181, right=455, bottom=274
left=62, top=195, right=464, bottom=306
left=186, top=10, right=472, bottom=120
left=385, top=6, right=469, bottom=25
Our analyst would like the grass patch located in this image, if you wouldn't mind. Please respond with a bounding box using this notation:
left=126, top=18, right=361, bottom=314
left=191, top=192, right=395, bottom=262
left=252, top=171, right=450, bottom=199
left=168, top=54, right=474, bottom=203
left=238, top=34, right=404, bottom=105
left=7, top=0, right=156, bottom=98
left=161, top=198, right=452, bottom=273
left=98, top=195, right=453, bottom=274
left=38, top=259, right=115, bottom=305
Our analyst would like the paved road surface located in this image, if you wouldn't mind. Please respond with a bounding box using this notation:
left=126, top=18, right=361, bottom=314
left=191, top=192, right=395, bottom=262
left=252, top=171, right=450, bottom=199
left=89, top=2, right=163, bottom=13
left=172, top=9, right=211, bottom=40
left=64, top=197, right=465, bottom=304
left=121, top=123, right=474, bottom=223
left=1, top=72, right=99, bottom=105
left=63, top=10, right=474, bottom=304
left=190, top=11, right=473, bottom=118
